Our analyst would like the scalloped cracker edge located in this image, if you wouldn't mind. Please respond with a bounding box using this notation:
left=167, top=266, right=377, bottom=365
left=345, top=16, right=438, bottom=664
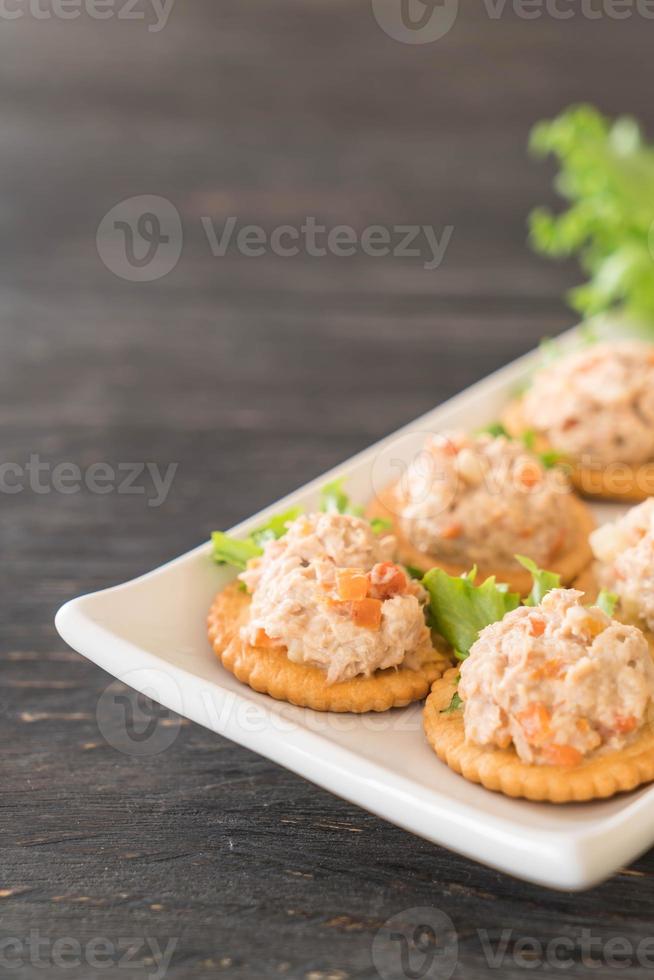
left=208, top=582, right=450, bottom=713
left=503, top=398, right=654, bottom=503
left=423, top=668, right=654, bottom=803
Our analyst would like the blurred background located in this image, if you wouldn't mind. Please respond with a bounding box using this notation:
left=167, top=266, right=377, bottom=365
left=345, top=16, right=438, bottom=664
left=3, top=3, right=654, bottom=978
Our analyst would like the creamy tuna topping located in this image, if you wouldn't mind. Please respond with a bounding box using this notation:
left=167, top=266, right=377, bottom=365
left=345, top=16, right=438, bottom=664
left=399, top=432, right=572, bottom=569
left=459, top=589, right=654, bottom=766
left=523, top=340, right=654, bottom=466
left=239, top=513, right=433, bottom=684
left=591, top=499, right=654, bottom=631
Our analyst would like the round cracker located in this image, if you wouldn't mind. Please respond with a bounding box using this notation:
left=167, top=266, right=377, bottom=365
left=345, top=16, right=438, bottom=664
left=208, top=583, right=450, bottom=713
left=503, top=398, right=654, bottom=503
left=365, top=484, right=594, bottom=596
left=424, top=669, right=654, bottom=802
left=573, top=565, right=599, bottom=603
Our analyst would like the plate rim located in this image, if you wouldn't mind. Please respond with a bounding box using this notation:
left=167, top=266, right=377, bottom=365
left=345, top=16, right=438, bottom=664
left=54, top=327, right=654, bottom=891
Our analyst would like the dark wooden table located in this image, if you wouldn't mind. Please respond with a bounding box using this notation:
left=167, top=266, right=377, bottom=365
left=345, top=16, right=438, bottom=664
left=3, top=3, right=654, bottom=977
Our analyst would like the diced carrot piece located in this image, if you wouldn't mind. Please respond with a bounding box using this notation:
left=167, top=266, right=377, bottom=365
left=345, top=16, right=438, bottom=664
left=441, top=439, right=459, bottom=457
left=530, top=658, right=562, bottom=681
left=253, top=628, right=279, bottom=648
left=576, top=718, right=591, bottom=734
left=613, top=715, right=637, bottom=734
left=440, top=521, right=462, bottom=540
left=579, top=615, right=607, bottom=638
left=529, top=618, right=546, bottom=637
left=336, top=567, right=369, bottom=601
left=369, top=562, right=407, bottom=599
left=516, top=463, right=542, bottom=489
left=543, top=744, right=583, bottom=768
left=350, top=597, right=383, bottom=630
left=517, top=703, right=551, bottom=745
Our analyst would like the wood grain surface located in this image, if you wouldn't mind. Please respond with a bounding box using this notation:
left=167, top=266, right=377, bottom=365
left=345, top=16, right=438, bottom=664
left=2, top=2, right=654, bottom=977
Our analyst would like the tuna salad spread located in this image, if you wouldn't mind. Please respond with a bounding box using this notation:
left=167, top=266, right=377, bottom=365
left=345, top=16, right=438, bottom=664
left=458, top=589, right=654, bottom=766
left=239, top=512, right=433, bottom=685
left=522, top=340, right=654, bottom=466
left=591, top=499, right=654, bottom=631
left=399, top=432, right=572, bottom=569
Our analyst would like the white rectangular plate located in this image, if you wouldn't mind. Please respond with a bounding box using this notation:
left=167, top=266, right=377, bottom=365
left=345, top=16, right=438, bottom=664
left=55, top=334, right=654, bottom=891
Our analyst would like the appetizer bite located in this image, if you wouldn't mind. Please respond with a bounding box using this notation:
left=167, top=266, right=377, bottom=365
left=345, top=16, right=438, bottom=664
left=423, top=570, right=654, bottom=803
left=208, top=487, right=450, bottom=712
left=504, top=340, right=654, bottom=501
left=367, top=431, right=593, bottom=595
left=586, top=499, right=654, bottom=637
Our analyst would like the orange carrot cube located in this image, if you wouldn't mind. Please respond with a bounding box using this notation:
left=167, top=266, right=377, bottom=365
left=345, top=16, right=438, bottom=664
left=336, top=568, right=369, bottom=601
left=439, top=521, right=462, bottom=540
left=350, top=597, right=383, bottom=630
left=369, top=562, right=407, bottom=599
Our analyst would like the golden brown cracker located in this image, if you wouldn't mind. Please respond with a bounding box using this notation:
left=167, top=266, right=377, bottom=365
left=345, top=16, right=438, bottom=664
left=423, top=669, right=654, bottom=803
left=573, top=565, right=599, bottom=604
left=366, top=484, right=594, bottom=596
left=208, top=585, right=449, bottom=712
left=503, top=398, right=654, bottom=503
left=207, top=581, right=250, bottom=653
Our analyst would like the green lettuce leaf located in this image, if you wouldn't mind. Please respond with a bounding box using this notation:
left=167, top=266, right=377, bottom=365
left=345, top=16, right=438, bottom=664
left=477, top=421, right=510, bottom=438
left=539, top=449, right=567, bottom=470
left=211, top=532, right=262, bottom=571
left=440, top=690, right=463, bottom=715
left=405, top=564, right=425, bottom=580
left=251, top=506, right=303, bottom=546
left=212, top=506, right=302, bottom=570
left=516, top=555, right=562, bottom=606
left=423, top=566, right=521, bottom=661
left=596, top=589, right=619, bottom=617
left=370, top=516, right=393, bottom=535
left=319, top=478, right=364, bottom=517
left=521, top=429, right=536, bottom=450
left=528, top=104, right=654, bottom=327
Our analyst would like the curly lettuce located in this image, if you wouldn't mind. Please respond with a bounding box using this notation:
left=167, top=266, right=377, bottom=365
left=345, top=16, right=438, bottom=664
left=211, top=506, right=302, bottom=570
left=423, top=567, right=521, bottom=661
left=529, top=104, right=654, bottom=327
